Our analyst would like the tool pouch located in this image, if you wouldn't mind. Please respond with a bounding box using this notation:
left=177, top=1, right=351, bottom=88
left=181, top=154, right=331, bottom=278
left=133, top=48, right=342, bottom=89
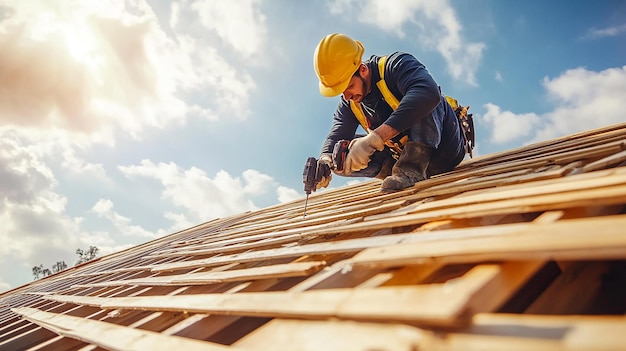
left=445, top=96, right=476, bottom=158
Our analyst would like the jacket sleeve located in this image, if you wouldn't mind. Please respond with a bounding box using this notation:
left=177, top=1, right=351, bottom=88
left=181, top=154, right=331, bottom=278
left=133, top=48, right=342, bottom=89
left=382, top=53, right=441, bottom=133
left=320, top=98, right=360, bottom=155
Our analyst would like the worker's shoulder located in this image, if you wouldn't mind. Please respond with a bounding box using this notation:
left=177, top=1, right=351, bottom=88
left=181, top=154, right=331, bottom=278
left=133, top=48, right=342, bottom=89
left=380, top=52, right=426, bottom=74
left=388, top=51, right=422, bottom=63
left=366, top=52, right=413, bottom=62
left=366, top=52, right=419, bottom=71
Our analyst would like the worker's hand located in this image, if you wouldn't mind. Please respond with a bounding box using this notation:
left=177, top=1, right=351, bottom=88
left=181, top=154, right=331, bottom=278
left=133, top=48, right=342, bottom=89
left=316, top=154, right=333, bottom=190
left=345, top=132, right=385, bottom=175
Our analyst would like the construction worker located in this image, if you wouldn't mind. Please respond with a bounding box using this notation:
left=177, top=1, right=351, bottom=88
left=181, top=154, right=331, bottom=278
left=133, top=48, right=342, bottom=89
left=313, top=33, right=466, bottom=192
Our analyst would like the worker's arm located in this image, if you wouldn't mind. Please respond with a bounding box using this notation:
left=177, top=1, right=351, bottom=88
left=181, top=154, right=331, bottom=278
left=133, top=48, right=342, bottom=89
left=372, top=123, right=399, bottom=142
left=381, top=53, right=441, bottom=134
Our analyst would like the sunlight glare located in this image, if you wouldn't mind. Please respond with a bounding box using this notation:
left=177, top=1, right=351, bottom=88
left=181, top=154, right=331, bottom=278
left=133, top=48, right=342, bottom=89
left=29, top=11, right=105, bottom=84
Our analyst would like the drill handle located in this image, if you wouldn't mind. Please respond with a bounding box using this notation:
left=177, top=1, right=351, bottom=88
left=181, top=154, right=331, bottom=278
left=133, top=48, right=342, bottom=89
left=303, top=157, right=318, bottom=195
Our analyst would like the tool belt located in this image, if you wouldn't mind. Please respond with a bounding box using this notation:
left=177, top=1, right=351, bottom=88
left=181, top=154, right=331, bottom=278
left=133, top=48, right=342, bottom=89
left=445, top=96, right=475, bottom=158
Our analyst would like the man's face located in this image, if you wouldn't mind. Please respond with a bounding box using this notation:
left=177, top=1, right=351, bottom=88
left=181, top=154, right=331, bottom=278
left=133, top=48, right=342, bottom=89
left=342, top=71, right=367, bottom=103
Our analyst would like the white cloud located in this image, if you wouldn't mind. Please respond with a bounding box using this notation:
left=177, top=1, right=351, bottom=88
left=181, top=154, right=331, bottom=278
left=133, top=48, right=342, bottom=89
left=532, top=66, right=626, bottom=142
left=119, top=160, right=281, bottom=223
left=190, top=0, right=266, bottom=58
left=329, top=0, right=484, bottom=86
left=91, top=199, right=157, bottom=238
left=0, top=1, right=185, bottom=140
left=327, top=0, right=358, bottom=15
left=582, top=23, right=626, bottom=40
left=242, top=169, right=276, bottom=196
left=481, top=66, right=626, bottom=145
left=277, top=186, right=301, bottom=203
left=0, top=0, right=260, bottom=144
left=0, top=0, right=269, bottom=290
left=0, top=135, right=111, bottom=290
left=495, top=71, right=503, bottom=82
left=481, top=103, right=541, bottom=144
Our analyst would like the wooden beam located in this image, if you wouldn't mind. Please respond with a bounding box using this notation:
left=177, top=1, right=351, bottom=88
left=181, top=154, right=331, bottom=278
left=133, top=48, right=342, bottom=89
left=148, top=231, right=431, bottom=272
left=71, top=261, right=327, bottom=288
left=43, top=262, right=541, bottom=327
left=345, top=214, right=626, bottom=268
left=457, top=313, right=626, bottom=350
left=583, top=149, right=626, bottom=172
left=148, top=210, right=626, bottom=274
left=12, top=307, right=233, bottom=351
left=234, top=298, right=626, bottom=351
left=314, top=170, right=626, bottom=234
left=234, top=319, right=435, bottom=351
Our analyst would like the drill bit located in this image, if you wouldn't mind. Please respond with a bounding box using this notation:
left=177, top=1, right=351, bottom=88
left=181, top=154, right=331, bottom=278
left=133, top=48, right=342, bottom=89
left=302, top=157, right=317, bottom=219
left=303, top=194, right=310, bottom=219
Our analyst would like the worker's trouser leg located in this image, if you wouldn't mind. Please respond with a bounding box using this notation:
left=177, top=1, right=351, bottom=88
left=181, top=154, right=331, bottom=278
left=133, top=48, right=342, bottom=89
left=405, top=96, right=466, bottom=176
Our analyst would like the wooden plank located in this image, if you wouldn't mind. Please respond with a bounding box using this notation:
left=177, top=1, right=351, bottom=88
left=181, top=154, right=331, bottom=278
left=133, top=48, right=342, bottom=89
left=157, top=217, right=363, bottom=256
left=314, top=172, right=626, bottom=235
left=409, top=167, right=626, bottom=214
left=454, top=313, right=626, bottom=351
left=149, top=207, right=626, bottom=276
left=71, top=261, right=327, bottom=288
left=152, top=220, right=525, bottom=274
left=234, top=319, right=436, bottom=351
left=144, top=200, right=406, bottom=260
left=233, top=315, right=626, bottom=351
left=43, top=262, right=541, bottom=327
left=12, top=308, right=234, bottom=351
left=583, top=149, right=626, bottom=172
left=148, top=231, right=428, bottom=272
left=449, top=139, right=624, bottom=184
left=344, top=214, right=626, bottom=268
left=411, top=161, right=581, bottom=201
left=0, top=325, right=58, bottom=351
left=457, top=124, right=626, bottom=170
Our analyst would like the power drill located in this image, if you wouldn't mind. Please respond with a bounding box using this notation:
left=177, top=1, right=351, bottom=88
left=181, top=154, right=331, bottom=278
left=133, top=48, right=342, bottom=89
left=302, top=140, right=350, bottom=218
left=302, top=157, right=330, bottom=218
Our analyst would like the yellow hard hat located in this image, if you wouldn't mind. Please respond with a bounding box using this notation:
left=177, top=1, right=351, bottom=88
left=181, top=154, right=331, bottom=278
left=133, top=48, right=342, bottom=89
left=314, top=33, right=364, bottom=97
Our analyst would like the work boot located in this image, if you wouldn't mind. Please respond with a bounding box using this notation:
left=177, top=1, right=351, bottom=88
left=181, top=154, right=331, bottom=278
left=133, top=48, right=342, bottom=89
left=381, top=141, right=432, bottom=192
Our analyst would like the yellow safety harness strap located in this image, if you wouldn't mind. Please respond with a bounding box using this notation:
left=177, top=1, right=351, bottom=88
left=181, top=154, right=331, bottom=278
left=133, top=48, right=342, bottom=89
left=445, top=96, right=459, bottom=110
left=349, top=55, right=401, bottom=131
left=376, top=55, right=400, bottom=110
left=349, top=55, right=406, bottom=157
left=349, top=100, right=371, bottom=133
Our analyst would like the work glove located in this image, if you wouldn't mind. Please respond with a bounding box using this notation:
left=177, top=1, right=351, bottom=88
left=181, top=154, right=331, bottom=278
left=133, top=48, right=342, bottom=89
left=345, top=132, right=385, bottom=175
left=316, top=154, right=333, bottom=190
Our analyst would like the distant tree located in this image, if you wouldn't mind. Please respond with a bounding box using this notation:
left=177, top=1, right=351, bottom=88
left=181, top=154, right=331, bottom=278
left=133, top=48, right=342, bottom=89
left=32, top=264, right=53, bottom=280
left=32, top=246, right=99, bottom=280
left=76, top=246, right=99, bottom=265
left=32, top=264, right=43, bottom=280
left=52, top=261, right=68, bottom=273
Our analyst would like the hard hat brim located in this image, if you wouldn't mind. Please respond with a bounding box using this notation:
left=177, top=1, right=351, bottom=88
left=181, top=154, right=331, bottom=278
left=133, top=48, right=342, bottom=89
left=319, top=79, right=350, bottom=97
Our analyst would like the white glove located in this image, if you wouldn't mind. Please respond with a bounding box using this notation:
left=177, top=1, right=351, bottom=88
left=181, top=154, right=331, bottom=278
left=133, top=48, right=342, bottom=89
left=316, top=154, right=333, bottom=190
left=344, top=132, right=385, bottom=175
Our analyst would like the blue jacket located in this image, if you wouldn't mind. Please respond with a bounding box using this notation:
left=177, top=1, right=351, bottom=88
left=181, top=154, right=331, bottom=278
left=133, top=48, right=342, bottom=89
left=320, top=52, right=463, bottom=161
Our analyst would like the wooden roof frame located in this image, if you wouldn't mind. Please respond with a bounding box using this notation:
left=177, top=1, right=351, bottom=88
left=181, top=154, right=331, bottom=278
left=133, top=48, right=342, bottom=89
left=2, top=122, right=626, bottom=350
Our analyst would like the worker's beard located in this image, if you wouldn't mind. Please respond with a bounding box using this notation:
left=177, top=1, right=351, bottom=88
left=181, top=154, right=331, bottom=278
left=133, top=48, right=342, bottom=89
left=351, top=74, right=369, bottom=103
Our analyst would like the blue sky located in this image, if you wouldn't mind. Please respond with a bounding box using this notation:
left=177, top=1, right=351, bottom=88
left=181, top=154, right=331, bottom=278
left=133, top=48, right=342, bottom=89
left=0, top=0, right=624, bottom=292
